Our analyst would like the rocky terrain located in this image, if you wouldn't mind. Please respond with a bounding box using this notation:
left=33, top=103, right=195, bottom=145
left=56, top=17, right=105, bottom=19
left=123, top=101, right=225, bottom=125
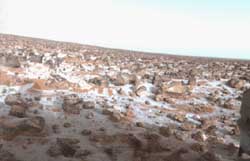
left=0, top=34, right=249, bottom=161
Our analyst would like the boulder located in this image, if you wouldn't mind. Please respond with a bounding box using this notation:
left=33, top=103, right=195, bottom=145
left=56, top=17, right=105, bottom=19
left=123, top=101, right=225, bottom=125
left=227, top=78, right=245, bottom=89
left=0, top=116, right=45, bottom=140
left=2, top=55, right=21, bottom=68
left=239, top=89, right=250, bottom=122
left=62, top=94, right=83, bottom=114
left=5, top=94, right=25, bottom=106
left=238, top=89, right=250, bottom=156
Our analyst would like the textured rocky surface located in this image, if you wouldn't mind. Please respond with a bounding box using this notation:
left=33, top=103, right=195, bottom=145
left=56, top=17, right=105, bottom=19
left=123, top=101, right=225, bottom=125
left=0, top=34, right=249, bottom=161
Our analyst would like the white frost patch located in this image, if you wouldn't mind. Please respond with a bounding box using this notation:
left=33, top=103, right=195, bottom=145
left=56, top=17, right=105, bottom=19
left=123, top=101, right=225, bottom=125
left=22, top=63, right=52, bottom=79
left=81, top=64, right=95, bottom=71
left=0, top=85, right=20, bottom=103
left=185, top=113, right=201, bottom=125
left=55, top=62, right=92, bottom=89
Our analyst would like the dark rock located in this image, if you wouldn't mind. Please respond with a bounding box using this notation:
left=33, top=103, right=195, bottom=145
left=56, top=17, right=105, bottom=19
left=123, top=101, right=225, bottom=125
left=187, top=77, right=196, bottom=86
left=74, top=149, right=91, bottom=159
left=56, top=138, right=80, bottom=157
left=47, top=144, right=61, bottom=157
left=3, top=55, right=21, bottom=68
left=82, top=101, right=95, bottom=109
left=63, top=122, right=71, bottom=128
left=88, top=77, right=102, bottom=86
left=81, top=129, right=92, bottom=136
left=159, top=126, right=173, bottom=137
left=136, top=122, right=144, bottom=128
left=52, top=124, right=60, bottom=134
left=29, top=54, right=43, bottom=63
left=190, top=143, right=206, bottom=153
left=62, top=94, right=83, bottom=114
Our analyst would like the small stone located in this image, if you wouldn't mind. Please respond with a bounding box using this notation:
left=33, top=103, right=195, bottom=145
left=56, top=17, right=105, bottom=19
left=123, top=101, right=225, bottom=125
left=85, top=112, right=94, bottom=119
left=47, top=145, right=61, bottom=157
left=63, top=104, right=81, bottom=114
left=0, top=116, right=45, bottom=140
left=167, top=113, right=186, bottom=123
left=227, top=78, right=245, bottom=89
left=56, top=138, right=80, bottom=157
left=5, top=93, right=25, bottom=106
left=180, top=123, right=196, bottom=131
left=110, top=74, right=126, bottom=86
left=190, top=143, right=206, bottom=153
left=205, top=125, right=217, bottom=136
left=81, top=129, right=92, bottom=136
left=63, top=94, right=81, bottom=105
left=109, top=112, right=121, bottom=122
left=52, top=124, right=60, bottom=134
left=74, top=149, right=91, bottom=159
left=9, top=105, right=26, bottom=118
left=136, top=122, right=144, bottom=128
left=187, top=77, right=196, bottom=86
left=82, top=101, right=95, bottom=109
left=63, top=122, right=71, bottom=128
left=174, top=131, right=189, bottom=141
left=159, top=126, right=173, bottom=137
left=192, top=131, right=207, bottom=142
left=161, top=81, right=188, bottom=94
left=135, top=86, right=147, bottom=97
left=223, top=99, right=235, bottom=109
left=102, top=109, right=113, bottom=115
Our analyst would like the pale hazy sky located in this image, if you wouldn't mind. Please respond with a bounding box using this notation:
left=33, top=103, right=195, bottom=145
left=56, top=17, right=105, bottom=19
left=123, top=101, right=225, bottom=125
left=0, top=0, right=250, bottom=59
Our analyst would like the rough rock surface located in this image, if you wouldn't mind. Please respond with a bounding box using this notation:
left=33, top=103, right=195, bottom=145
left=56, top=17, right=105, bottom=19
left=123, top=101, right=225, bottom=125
left=0, top=34, right=248, bottom=161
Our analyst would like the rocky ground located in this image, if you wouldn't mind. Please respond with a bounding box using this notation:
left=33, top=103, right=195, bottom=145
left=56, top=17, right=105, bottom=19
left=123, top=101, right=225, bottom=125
left=0, top=34, right=250, bottom=161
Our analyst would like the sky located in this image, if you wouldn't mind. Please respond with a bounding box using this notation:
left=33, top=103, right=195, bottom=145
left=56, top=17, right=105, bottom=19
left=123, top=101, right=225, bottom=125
left=0, top=0, right=250, bottom=59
